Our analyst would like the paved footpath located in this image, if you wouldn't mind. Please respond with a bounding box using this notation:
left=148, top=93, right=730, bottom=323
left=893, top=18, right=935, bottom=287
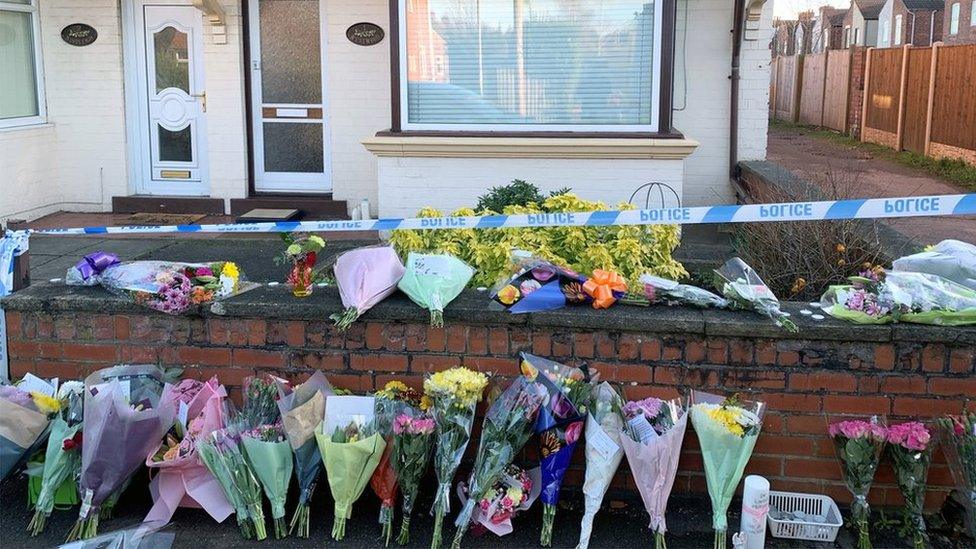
left=767, top=124, right=976, bottom=246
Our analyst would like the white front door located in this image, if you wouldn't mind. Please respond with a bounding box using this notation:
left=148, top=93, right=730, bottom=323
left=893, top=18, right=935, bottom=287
left=247, top=0, right=332, bottom=193
left=129, top=3, right=209, bottom=195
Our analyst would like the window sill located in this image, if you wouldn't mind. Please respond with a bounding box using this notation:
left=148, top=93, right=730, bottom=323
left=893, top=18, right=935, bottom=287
left=362, top=133, right=699, bottom=160
left=0, top=121, right=52, bottom=134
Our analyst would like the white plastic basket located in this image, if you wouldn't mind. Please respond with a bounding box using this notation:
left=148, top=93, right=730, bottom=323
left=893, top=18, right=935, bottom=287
left=767, top=490, right=843, bottom=542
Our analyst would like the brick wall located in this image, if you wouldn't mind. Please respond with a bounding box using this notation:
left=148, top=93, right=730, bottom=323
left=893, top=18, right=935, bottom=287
left=848, top=47, right=868, bottom=138
left=5, top=286, right=974, bottom=511
left=943, top=0, right=975, bottom=44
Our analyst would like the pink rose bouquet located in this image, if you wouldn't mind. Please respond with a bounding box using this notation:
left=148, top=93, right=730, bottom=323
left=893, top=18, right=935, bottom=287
left=828, top=417, right=887, bottom=549
left=886, top=421, right=934, bottom=549
left=936, top=412, right=975, bottom=538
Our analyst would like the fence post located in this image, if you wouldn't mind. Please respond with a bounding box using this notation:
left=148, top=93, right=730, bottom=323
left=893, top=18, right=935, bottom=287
left=895, top=44, right=911, bottom=151
left=923, top=42, right=941, bottom=157
left=860, top=48, right=873, bottom=142
left=769, top=57, right=778, bottom=118
left=819, top=51, right=829, bottom=126
left=792, top=54, right=805, bottom=123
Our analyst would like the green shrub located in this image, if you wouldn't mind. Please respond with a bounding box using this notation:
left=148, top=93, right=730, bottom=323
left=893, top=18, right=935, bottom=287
left=475, top=179, right=571, bottom=213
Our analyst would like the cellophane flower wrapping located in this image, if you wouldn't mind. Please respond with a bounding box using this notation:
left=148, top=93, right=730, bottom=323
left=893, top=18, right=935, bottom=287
left=0, top=382, right=54, bottom=482
left=241, top=422, right=293, bottom=539
left=397, top=253, right=474, bottom=326
left=630, top=274, right=729, bottom=309
left=197, top=420, right=268, bottom=541
left=689, top=390, right=765, bottom=549
left=714, top=257, right=797, bottom=332
left=144, top=378, right=232, bottom=526
left=522, top=353, right=593, bottom=547
left=490, top=254, right=592, bottom=314
left=575, top=382, right=625, bottom=549
left=330, top=246, right=406, bottom=331
left=452, top=376, right=548, bottom=549
left=273, top=371, right=335, bottom=538
left=456, top=464, right=541, bottom=537
left=892, top=239, right=976, bottom=289
left=423, top=367, right=488, bottom=549
left=371, top=382, right=425, bottom=545
left=822, top=270, right=976, bottom=326
left=886, top=422, right=934, bottom=549
left=937, top=412, right=976, bottom=538
left=827, top=416, right=887, bottom=549
left=316, top=396, right=386, bottom=541
left=66, top=258, right=254, bottom=315
left=620, top=397, right=688, bottom=549
left=68, top=365, right=176, bottom=541
left=391, top=408, right=436, bottom=545
left=28, top=381, right=84, bottom=535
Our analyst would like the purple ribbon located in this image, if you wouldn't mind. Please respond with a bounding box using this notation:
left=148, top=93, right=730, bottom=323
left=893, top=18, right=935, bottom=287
left=75, top=251, right=119, bottom=280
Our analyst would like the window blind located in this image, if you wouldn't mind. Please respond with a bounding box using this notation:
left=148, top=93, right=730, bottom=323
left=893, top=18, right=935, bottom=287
left=403, top=0, right=657, bottom=129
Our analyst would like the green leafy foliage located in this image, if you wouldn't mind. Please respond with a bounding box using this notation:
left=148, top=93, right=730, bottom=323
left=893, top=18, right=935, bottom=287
left=474, top=179, right=571, bottom=213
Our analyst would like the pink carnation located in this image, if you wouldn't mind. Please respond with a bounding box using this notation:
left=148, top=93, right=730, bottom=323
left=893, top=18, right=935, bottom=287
left=393, top=414, right=412, bottom=436
left=623, top=397, right=664, bottom=421
left=828, top=419, right=887, bottom=441
left=887, top=421, right=931, bottom=451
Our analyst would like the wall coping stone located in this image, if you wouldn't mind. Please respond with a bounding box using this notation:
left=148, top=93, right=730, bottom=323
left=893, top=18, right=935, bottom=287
left=5, top=282, right=976, bottom=344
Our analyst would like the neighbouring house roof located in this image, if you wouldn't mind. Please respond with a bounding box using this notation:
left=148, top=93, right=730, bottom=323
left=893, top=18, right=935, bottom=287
left=901, top=0, right=944, bottom=11
left=829, top=9, right=849, bottom=24
left=855, top=0, right=885, bottom=18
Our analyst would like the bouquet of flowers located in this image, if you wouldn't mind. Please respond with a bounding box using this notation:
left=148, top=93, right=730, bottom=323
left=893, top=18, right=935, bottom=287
left=330, top=246, right=406, bottom=331
left=144, top=378, right=231, bottom=525
left=276, top=233, right=326, bottom=297
left=0, top=381, right=58, bottom=481
left=623, top=274, right=729, bottom=309
left=372, top=381, right=425, bottom=545
left=66, top=254, right=250, bottom=315
left=391, top=411, right=436, bottom=545
left=423, top=366, right=489, bottom=549
left=316, top=395, right=387, bottom=541
left=398, top=252, right=475, bottom=326
left=689, top=390, right=765, bottom=549
left=67, top=365, right=176, bottom=540
left=575, top=382, right=625, bottom=549
left=522, top=353, right=592, bottom=547
left=714, top=257, right=797, bottom=332
left=620, top=396, right=688, bottom=549
left=241, top=422, right=293, bottom=539
left=457, top=464, right=540, bottom=537
left=886, top=422, right=934, bottom=549
left=27, top=381, right=84, bottom=535
left=273, top=371, right=335, bottom=538
left=828, top=417, right=887, bottom=549
left=490, top=254, right=627, bottom=313
left=892, top=239, right=976, bottom=289
left=937, top=412, right=975, bottom=538
left=822, top=270, right=976, bottom=326
left=452, top=375, right=548, bottom=549
left=198, top=422, right=268, bottom=540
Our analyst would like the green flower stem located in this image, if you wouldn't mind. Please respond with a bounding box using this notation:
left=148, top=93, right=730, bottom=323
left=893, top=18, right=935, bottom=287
left=398, top=514, right=412, bottom=545
left=654, top=529, right=667, bottom=549
left=713, top=528, right=726, bottom=549
left=540, top=503, right=556, bottom=547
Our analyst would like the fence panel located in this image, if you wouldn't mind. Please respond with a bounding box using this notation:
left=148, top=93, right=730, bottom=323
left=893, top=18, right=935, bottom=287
left=774, top=55, right=799, bottom=121
left=902, top=47, right=932, bottom=154
left=929, top=44, right=976, bottom=162
left=798, top=53, right=827, bottom=126
left=863, top=48, right=903, bottom=146
left=823, top=49, right=851, bottom=132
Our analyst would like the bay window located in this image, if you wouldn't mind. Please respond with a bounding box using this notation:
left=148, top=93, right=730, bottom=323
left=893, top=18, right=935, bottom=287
left=394, top=0, right=669, bottom=133
left=0, top=0, right=45, bottom=128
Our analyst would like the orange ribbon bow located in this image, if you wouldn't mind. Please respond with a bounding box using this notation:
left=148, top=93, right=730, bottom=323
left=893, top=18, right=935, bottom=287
left=583, top=270, right=628, bottom=309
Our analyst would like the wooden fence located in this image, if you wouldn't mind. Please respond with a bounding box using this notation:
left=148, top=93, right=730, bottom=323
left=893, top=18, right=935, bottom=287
left=771, top=43, right=976, bottom=165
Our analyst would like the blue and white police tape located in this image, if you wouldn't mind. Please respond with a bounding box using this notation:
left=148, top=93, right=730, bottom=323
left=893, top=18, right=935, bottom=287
left=15, top=193, right=976, bottom=236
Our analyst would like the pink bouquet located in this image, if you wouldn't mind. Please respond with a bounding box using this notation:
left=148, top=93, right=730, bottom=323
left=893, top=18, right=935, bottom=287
left=144, top=378, right=232, bottom=525
left=330, top=246, right=406, bottom=331
left=828, top=417, right=887, bottom=549
left=886, top=422, right=934, bottom=549
left=457, top=464, right=540, bottom=537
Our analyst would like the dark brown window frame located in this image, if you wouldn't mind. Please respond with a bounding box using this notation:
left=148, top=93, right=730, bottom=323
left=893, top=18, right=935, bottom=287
left=386, top=0, right=680, bottom=138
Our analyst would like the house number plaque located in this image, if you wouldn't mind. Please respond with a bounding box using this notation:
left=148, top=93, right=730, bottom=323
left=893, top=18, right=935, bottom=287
left=61, top=23, right=98, bottom=47
left=346, top=22, right=384, bottom=46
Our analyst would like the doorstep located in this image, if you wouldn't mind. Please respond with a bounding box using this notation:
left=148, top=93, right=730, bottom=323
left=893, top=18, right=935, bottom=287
left=230, top=196, right=349, bottom=219
left=111, top=195, right=225, bottom=215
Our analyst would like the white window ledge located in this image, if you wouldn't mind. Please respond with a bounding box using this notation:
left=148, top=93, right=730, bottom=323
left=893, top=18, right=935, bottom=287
left=362, top=135, right=699, bottom=160
left=0, top=121, right=53, bottom=135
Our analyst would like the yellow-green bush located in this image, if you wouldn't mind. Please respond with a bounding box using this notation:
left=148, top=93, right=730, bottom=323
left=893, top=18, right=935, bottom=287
left=388, top=194, right=687, bottom=288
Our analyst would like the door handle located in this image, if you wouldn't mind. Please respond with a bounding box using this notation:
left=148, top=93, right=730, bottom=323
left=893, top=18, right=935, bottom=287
left=191, top=91, right=207, bottom=113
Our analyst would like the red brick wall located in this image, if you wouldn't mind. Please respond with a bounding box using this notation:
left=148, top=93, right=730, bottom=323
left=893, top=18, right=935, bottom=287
left=6, top=308, right=974, bottom=511
left=943, top=0, right=975, bottom=44
left=848, top=47, right=868, bottom=138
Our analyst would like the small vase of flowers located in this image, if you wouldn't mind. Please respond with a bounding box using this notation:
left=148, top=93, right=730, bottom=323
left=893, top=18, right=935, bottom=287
left=277, top=233, right=325, bottom=297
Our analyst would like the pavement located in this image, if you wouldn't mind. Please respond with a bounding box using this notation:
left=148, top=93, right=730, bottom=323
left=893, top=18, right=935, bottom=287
left=766, top=124, right=976, bottom=246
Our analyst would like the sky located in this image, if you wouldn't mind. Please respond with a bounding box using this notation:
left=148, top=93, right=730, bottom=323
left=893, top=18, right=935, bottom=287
left=773, top=0, right=850, bottom=19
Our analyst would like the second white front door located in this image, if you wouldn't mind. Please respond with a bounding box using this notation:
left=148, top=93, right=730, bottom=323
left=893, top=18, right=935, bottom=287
left=130, top=3, right=209, bottom=195
left=247, top=0, right=332, bottom=193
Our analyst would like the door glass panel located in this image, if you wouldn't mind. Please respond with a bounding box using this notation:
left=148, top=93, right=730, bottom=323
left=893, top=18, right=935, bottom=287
left=158, top=124, right=192, bottom=162
left=154, top=26, right=190, bottom=93
left=0, top=10, right=39, bottom=119
left=263, top=122, right=323, bottom=172
left=259, top=0, right=321, bottom=104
